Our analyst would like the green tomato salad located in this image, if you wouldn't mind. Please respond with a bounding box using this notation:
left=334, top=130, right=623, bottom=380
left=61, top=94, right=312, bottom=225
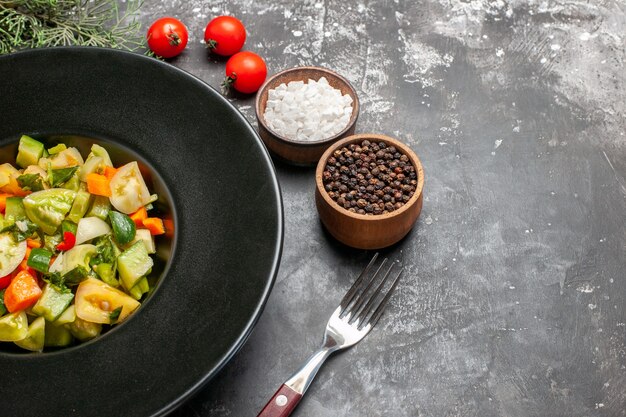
left=0, top=135, right=167, bottom=352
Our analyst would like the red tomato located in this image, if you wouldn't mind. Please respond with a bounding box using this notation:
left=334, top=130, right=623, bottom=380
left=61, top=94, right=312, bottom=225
left=204, top=16, right=246, bottom=56
left=147, top=17, right=188, bottom=58
left=0, top=274, right=11, bottom=290
left=224, top=52, right=267, bottom=94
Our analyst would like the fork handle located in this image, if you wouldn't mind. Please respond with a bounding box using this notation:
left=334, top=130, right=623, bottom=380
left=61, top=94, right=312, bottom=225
left=257, top=384, right=302, bottom=417
left=257, top=347, right=336, bottom=417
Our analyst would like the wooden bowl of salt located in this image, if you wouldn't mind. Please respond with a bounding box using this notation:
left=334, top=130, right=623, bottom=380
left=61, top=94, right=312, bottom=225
left=255, top=66, right=359, bottom=165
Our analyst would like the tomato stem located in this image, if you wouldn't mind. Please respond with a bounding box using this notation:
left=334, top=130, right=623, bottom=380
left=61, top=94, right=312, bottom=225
left=166, top=27, right=181, bottom=46
left=221, top=72, right=237, bottom=95
left=206, top=39, right=218, bottom=50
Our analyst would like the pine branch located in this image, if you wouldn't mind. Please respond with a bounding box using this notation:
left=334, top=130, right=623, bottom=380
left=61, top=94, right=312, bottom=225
left=0, top=0, right=146, bottom=55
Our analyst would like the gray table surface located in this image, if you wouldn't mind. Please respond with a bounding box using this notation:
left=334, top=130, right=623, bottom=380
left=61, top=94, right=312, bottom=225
left=138, top=1, right=626, bottom=416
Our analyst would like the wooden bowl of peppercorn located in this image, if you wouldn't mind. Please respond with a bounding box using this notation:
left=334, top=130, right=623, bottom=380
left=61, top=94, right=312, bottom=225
left=315, top=134, right=424, bottom=249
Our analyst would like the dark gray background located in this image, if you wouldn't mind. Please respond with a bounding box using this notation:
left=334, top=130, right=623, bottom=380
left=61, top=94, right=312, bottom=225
left=139, top=1, right=625, bottom=416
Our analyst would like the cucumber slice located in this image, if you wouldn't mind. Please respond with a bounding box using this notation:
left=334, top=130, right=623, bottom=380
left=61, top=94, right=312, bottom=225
left=5, top=197, right=25, bottom=221
left=126, top=229, right=155, bottom=254
left=86, top=195, right=110, bottom=220
left=32, top=284, right=74, bottom=321
left=117, top=241, right=153, bottom=290
left=0, top=311, right=29, bottom=342
left=93, top=263, right=119, bottom=287
left=44, top=322, right=73, bottom=347
left=54, top=304, right=76, bottom=325
left=16, top=135, right=45, bottom=169
left=14, top=316, right=45, bottom=352
left=108, top=211, right=136, bottom=245
left=67, top=316, right=102, bottom=341
left=128, top=276, right=150, bottom=300
left=47, top=144, right=67, bottom=155
left=67, top=189, right=92, bottom=224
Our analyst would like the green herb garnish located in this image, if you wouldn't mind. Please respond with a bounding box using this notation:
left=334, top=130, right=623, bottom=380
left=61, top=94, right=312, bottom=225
left=17, top=173, right=45, bottom=191
left=109, top=306, right=122, bottom=323
left=0, top=0, right=145, bottom=55
left=43, top=272, right=70, bottom=293
left=1, top=218, right=39, bottom=242
left=48, top=166, right=78, bottom=187
left=0, top=289, right=6, bottom=316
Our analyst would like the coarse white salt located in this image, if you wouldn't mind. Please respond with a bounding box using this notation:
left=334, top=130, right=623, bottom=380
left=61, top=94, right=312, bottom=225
left=263, top=77, right=353, bottom=142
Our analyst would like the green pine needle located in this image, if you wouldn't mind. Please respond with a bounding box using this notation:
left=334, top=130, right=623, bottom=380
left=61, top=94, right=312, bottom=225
left=0, top=0, right=146, bottom=55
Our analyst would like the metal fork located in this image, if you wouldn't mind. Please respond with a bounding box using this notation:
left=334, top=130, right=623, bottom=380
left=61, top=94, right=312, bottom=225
left=257, top=253, right=403, bottom=417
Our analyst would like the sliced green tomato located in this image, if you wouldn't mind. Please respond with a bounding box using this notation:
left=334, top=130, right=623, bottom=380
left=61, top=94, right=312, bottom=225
left=78, top=155, right=105, bottom=182
left=38, top=147, right=84, bottom=170
left=23, top=188, right=76, bottom=235
left=54, top=304, right=76, bottom=325
left=0, top=232, right=27, bottom=277
left=0, top=168, right=10, bottom=188
left=90, top=144, right=113, bottom=167
left=117, top=241, right=153, bottom=290
left=108, top=211, right=136, bottom=245
left=67, top=316, right=102, bottom=341
left=44, top=322, right=73, bottom=347
left=61, top=244, right=96, bottom=274
left=0, top=163, right=19, bottom=191
left=75, top=277, right=140, bottom=324
left=14, top=315, right=45, bottom=352
left=109, top=162, right=151, bottom=214
left=0, top=311, right=29, bottom=342
left=31, top=284, right=74, bottom=321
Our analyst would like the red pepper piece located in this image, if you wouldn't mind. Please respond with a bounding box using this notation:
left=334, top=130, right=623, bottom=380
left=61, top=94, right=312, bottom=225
left=56, top=231, right=76, bottom=251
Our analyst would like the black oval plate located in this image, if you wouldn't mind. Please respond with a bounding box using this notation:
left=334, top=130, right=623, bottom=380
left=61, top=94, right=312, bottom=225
left=0, top=47, right=283, bottom=416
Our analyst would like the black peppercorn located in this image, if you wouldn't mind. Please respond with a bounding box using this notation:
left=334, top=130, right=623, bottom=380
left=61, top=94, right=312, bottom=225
left=322, top=139, right=418, bottom=215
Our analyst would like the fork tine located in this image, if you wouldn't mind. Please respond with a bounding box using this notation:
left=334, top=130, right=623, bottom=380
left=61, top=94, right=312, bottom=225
left=360, top=267, right=403, bottom=330
left=352, top=261, right=398, bottom=326
left=339, top=253, right=379, bottom=315
left=344, top=258, right=387, bottom=320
